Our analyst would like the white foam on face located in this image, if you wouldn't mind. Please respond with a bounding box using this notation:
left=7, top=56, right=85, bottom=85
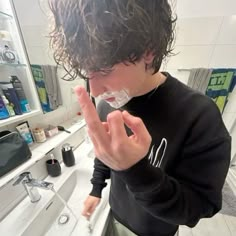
left=98, top=89, right=132, bottom=108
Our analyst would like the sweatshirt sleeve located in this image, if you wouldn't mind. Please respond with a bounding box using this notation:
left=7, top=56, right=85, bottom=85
left=89, top=158, right=111, bottom=198
left=89, top=100, right=113, bottom=198
left=114, top=98, right=231, bottom=227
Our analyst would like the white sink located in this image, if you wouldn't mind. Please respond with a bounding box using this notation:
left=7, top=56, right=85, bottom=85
left=22, top=169, right=109, bottom=236
left=0, top=143, right=110, bottom=236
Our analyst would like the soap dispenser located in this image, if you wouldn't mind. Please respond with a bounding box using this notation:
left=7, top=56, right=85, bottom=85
left=61, top=143, right=75, bottom=167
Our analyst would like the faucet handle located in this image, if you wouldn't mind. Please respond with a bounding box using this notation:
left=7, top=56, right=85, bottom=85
left=13, top=172, right=32, bottom=186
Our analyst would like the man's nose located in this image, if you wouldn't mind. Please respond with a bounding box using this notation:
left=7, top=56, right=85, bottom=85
left=89, top=78, right=106, bottom=97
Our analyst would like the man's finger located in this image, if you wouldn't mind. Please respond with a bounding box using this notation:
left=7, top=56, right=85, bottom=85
left=75, top=86, right=109, bottom=145
left=75, top=86, right=100, bottom=125
left=107, top=111, right=127, bottom=141
left=87, top=129, right=101, bottom=157
left=102, top=122, right=110, bottom=133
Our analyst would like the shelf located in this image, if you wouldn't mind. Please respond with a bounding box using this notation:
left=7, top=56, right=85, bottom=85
left=0, top=63, right=26, bottom=68
left=0, top=109, right=42, bottom=127
left=0, top=118, right=86, bottom=189
left=30, top=118, right=86, bottom=154
left=0, top=11, right=13, bottom=20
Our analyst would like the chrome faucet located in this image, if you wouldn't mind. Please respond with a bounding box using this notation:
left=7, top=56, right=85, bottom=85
left=13, top=172, right=54, bottom=203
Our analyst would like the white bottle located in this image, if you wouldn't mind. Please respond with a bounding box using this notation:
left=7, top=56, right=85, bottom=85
left=1, top=95, right=15, bottom=116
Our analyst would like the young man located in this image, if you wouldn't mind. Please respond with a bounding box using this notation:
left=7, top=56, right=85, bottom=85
left=49, top=1, right=231, bottom=235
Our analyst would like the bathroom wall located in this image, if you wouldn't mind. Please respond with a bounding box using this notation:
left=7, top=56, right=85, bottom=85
left=164, top=0, right=236, bottom=160
left=12, top=0, right=236, bottom=136
left=0, top=0, right=235, bottom=223
left=9, top=0, right=236, bottom=161
left=6, top=0, right=85, bottom=131
left=9, top=0, right=236, bottom=165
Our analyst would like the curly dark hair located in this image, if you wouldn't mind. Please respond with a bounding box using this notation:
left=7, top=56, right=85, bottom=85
left=48, top=0, right=176, bottom=80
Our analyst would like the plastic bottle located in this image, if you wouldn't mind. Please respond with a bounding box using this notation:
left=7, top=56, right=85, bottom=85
left=1, top=95, right=15, bottom=116
left=0, top=96, right=10, bottom=120
left=15, top=122, right=34, bottom=145
left=10, top=75, right=31, bottom=113
left=1, top=83, right=22, bottom=115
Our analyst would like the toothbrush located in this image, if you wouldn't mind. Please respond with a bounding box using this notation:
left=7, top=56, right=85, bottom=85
left=50, top=153, right=55, bottom=164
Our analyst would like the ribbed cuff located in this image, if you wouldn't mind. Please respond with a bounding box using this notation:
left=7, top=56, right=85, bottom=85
left=114, top=157, right=163, bottom=192
left=89, top=184, right=104, bottom=198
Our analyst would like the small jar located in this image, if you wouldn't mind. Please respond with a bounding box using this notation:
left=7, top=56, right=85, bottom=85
left=32, top=128, right=47, bottom=143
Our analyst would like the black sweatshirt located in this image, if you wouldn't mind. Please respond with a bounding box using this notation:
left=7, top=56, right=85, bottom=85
left=89, top=73, right=231, bottom=236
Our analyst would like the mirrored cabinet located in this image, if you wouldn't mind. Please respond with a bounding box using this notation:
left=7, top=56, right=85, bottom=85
left=0, top=0, right=41, bottom=127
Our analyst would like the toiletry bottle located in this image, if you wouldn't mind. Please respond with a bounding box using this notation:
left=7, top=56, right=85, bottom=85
left=1, top=83, right=22, bottom=115
left=1, top=95, right=15, bottom=116
left=16, top=122, right=34, bottom=145
left=10, top=75, right=31, bottom=113
left=0, top=96, right=9, bottom=120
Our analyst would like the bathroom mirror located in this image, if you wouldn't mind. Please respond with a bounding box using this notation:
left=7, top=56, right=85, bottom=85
left=12, top=0, right=85, bottom=116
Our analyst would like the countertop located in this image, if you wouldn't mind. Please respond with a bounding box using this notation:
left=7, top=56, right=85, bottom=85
left=0, top=140, right=111, bottom=236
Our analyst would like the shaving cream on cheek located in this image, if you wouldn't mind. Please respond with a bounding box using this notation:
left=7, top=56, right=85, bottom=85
left=99, top=89, right=132, bottom=108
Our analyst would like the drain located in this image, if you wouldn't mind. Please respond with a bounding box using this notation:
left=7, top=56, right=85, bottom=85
left=58, top=213, right=70, bottom=225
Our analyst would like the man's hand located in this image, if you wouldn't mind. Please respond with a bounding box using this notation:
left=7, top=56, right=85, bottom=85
left=75, top=87, right=151, bottom=171
left=82, top=195, right=101, bottom=219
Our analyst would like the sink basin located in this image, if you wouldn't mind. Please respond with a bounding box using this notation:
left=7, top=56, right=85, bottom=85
left=0, top=143, right=110, bottom=236
left=22, top=168, right=109, bottom=236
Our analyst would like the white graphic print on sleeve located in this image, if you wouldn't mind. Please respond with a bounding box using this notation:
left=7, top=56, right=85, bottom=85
left=148, top=138, right=167, bottom=167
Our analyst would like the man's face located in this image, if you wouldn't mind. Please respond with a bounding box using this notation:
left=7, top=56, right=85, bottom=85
left=88, top=58, right=149, bottom=101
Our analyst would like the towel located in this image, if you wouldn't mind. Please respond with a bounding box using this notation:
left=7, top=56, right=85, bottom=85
left=187, top=68, right=213, bottom=93
left=30, top=65, right=51, bottom=113
left=220, top=181, right=236, bottom=217
left=41, top=65, right=62, bottom=110
left=205, top=69, right=235, bottom=114
left=31, top=64, right=62, bottom=112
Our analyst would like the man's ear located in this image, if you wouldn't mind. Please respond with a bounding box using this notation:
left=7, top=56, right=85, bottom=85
left=143, top=51, right=155, bottom=64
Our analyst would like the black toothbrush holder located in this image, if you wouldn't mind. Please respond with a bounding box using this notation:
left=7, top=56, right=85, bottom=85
left=46, top=158, right=61, bottom=177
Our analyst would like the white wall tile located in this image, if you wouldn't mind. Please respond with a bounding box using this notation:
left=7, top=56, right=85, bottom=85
left=222, top=112, right=236, bottom=131
left=13, top=0, right=48, bottom=26
left=216, top=15, right=236, bottom=45
left=27, top=46, right=48, bottom=64
left=66, top=102, right=81, bottom=120
left=177, top=0, right=236, bottom=18
left=21, top=26, right=46, bottom=47
left=230, top=126, right=236, bottom=159
left=175, top=17, right=223, bottom=45
left=162, top=68, right=190, bottom=85
left=209, top=45, right=236, bottom=68
left=166, top=45, right=214, bottom=70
